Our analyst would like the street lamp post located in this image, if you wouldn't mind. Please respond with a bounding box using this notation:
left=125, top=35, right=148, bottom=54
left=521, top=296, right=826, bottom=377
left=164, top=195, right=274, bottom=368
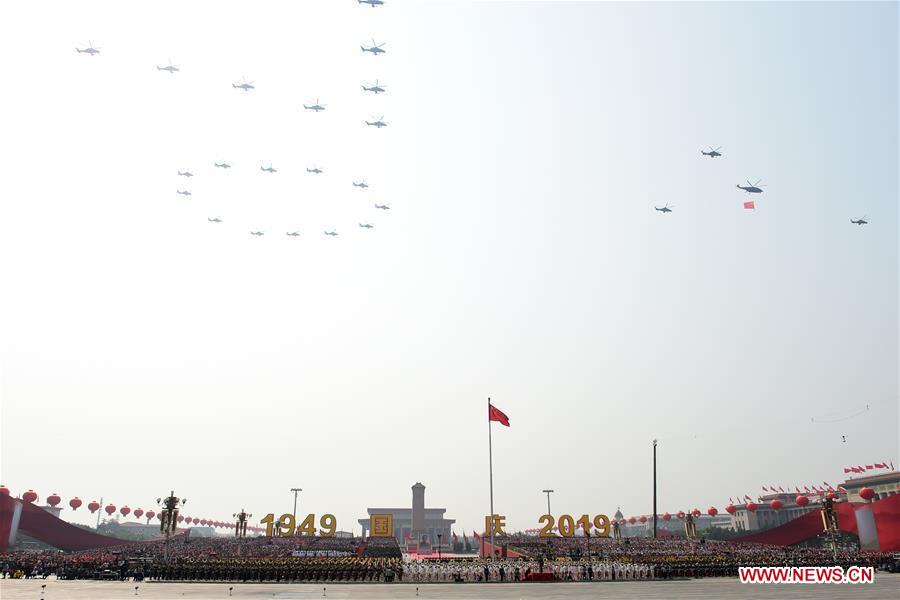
left=437, top=533, right=443, bottom=559
left=542, top=489, right=554, bottom=516
left=290, top=488, right=302, bottom=520
left=156, top=490, right=186, bottom=562
left=652, top=439, right=658, bottom=539
left=233, top=508, right=252, bottom=556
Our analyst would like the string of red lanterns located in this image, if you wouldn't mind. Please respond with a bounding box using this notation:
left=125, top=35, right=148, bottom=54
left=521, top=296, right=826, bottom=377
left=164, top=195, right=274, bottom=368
left=0, top=486, right=261, bottom=532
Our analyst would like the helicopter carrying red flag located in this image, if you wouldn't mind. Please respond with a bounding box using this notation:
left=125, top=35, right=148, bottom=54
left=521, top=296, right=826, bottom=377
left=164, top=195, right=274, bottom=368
left=744, top=200, right=755, bottom=209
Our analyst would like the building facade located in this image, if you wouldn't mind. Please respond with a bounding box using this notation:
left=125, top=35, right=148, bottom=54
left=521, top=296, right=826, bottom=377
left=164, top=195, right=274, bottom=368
left=730, top=493, right=823, bottom=532
left=358, top=482, right=455, bottom=549
left=841, top=471, right=900, bottom=503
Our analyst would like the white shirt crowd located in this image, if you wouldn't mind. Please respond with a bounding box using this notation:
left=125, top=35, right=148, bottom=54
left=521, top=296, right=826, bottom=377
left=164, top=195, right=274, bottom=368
left=401, top=558, right=656, bottom=583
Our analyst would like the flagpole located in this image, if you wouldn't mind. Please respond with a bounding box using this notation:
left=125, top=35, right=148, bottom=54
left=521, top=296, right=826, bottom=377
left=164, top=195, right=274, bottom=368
left=488, top=396, right=494, bottom=561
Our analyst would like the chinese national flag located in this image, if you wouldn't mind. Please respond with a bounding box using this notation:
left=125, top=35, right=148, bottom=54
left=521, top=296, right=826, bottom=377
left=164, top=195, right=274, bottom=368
left=744, top=201, right=755, bottom=210
left=844, top=468, right=852, bottom=473
left=488, top=403, right=510, bottom=427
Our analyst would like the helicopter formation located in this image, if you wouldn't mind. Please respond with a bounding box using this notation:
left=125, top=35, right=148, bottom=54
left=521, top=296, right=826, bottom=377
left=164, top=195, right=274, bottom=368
left=654, top=147, right=868, bottom=225
left=75, top=1, right=392, bottom=241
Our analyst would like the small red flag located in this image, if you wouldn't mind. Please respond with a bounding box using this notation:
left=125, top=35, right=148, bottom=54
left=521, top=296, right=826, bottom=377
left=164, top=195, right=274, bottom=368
left=744, top=201, right=755, bottom=210
left=488, top=403, right=510, bottom=427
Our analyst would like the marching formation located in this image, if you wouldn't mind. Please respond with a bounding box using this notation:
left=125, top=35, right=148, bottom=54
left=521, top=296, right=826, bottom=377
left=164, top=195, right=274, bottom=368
left=3, top=535, right=896, bottom=583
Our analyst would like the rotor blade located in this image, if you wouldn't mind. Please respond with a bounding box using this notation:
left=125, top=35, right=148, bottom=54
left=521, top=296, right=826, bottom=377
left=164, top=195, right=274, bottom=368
left=714, top=146, right=722, bottom=151
left=754, top=179, right=762, bottom=186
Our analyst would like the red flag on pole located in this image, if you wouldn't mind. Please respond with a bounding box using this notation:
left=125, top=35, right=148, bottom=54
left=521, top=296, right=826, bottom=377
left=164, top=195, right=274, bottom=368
left=843, top=468, right=852, bottom=473
left=488, top=403, right=510, bottom=427
left=744, top=201, right=755, bottom=210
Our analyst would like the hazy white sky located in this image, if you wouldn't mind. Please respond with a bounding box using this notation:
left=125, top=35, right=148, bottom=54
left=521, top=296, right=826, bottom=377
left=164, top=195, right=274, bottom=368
left=1, top=1, right=897, bottom=535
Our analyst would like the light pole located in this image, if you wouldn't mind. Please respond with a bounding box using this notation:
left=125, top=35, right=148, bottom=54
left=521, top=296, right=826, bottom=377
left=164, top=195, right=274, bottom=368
left=652, top=439, right=658, bottom=539
left=290, top=488, right=302, bottom=520
left=156, top=490, right=186, bottom=562
left=233, top=508, right=252, bottom=556
left=542, top=489, right=554, bottom=516
left=234, top=509, right=252, bottom=538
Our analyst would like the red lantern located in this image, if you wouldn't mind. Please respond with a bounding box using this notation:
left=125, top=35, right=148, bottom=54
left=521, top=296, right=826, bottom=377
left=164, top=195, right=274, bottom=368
left=46, top=493, right=61, bottom=507
left=22, top=490, right=38, bottom=504
left=200, top=519, right=208, bottom=526
left=725, top=504, right=736, bottom=514
left=177, top=515, right=185, bottom=523
left=192, top=517, right=200, bottom=525
left=120, top=505, right=131, bottom=518
left=104, top=504, right=116, bottom=516
left=795, top=495, right=809, bottom=507
left=627, top=516, right=636, bottom=524
left=0, top=485, right=9, bottom=497
left=662, top=512, right=671, bottom=521
left=639, top=515, right=647, bottom=523
left=69, top=497, right=83, bottom=511
left=676, top=510, right=685, bottom=519
left=156, top=513, right=163, bottom=521
left=746, top=502, right=758, bottom=513
left=88, top=500, right=100, bottom=513
left=133, top=508, right=144, bottom=519
left=769, top=499, right=783, bottom=511
left=145, top=510, right=155, bottom=521
left=859, top=487, right=875, bottom=501
left=691, top=508, right=701, bottom=517
left=708, top=507, right=718, bottom=517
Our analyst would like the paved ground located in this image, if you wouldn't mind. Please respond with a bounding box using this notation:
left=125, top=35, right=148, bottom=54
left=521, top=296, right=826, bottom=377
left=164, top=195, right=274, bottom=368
left=2, top=576, right=900, bottom=600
